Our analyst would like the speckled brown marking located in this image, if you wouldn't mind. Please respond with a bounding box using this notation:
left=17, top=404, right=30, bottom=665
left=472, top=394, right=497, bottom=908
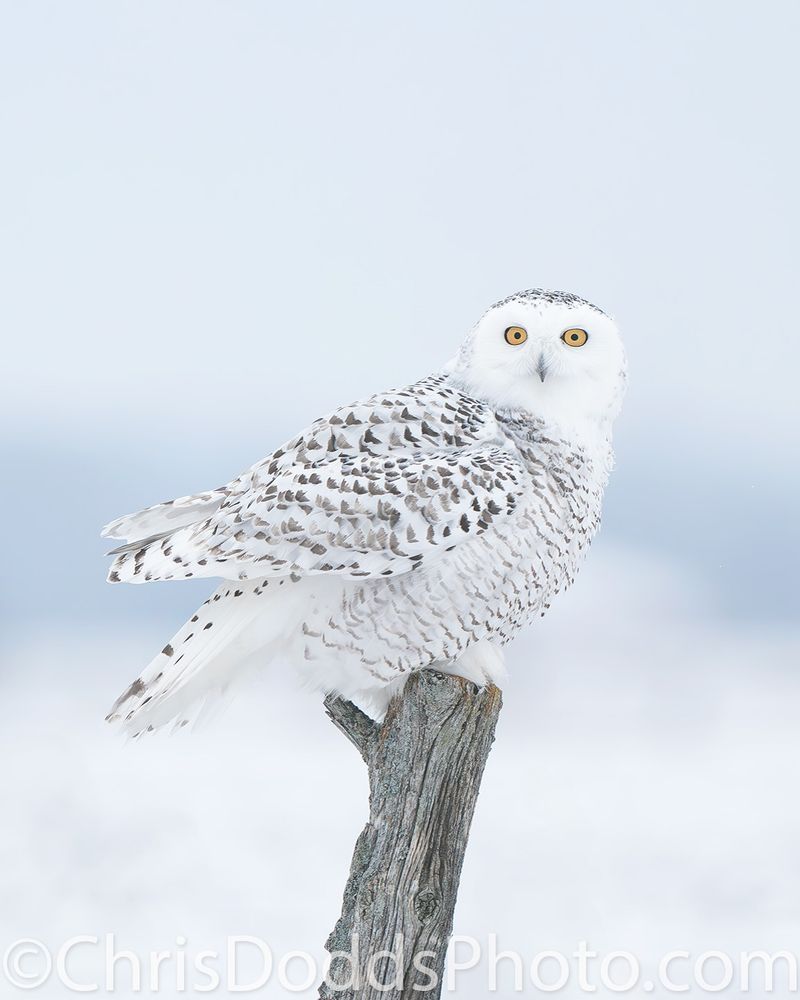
left=104, top=310, right=620, bottom=730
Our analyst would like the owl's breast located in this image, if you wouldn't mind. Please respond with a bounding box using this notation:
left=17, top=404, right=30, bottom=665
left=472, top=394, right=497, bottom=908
left=479, top=435, right=607, bottom=639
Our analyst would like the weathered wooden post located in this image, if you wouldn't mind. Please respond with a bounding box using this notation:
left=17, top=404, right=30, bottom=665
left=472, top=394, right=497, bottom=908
left=319, top=671, right=502, bottom=999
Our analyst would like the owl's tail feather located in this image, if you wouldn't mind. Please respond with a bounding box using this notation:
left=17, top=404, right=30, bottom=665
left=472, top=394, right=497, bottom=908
left=107, top=577, right=300, bottom=737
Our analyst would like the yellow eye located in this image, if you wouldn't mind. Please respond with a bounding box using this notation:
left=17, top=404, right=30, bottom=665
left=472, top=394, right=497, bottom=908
left=562, top=328, right=588, bottom=348
left=504, top=326, right=528, bottom=346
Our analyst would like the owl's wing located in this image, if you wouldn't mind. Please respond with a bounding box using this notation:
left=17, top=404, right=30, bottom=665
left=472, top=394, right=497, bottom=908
left=106, top=377, right=529, bottom=584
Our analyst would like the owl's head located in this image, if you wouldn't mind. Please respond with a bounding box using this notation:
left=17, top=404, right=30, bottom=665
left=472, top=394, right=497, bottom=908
left=446, top=289, right=627, bottom=435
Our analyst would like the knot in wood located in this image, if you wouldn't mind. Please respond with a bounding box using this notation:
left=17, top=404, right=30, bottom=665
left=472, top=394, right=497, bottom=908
left=413, top=886, right=441, bottom=923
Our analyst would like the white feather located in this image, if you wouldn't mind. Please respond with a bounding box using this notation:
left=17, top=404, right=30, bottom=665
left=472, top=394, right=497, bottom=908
left=101, top=491, right=225, bottom=543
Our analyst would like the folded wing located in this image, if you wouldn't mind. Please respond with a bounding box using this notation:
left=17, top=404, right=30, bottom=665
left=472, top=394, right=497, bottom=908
left=105, top=377, right=528, bottom=584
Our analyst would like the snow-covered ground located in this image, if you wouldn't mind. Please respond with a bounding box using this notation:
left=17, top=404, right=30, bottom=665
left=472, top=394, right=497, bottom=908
left=3, top=546, right=799, bottom=996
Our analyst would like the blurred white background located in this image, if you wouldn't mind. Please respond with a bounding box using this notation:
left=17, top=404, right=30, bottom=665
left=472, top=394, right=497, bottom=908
left=1, top=1, right=798, bottom=996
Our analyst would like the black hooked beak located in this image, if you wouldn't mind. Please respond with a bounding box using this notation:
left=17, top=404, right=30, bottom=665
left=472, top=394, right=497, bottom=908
left=536, top=353, right=549, bottom=383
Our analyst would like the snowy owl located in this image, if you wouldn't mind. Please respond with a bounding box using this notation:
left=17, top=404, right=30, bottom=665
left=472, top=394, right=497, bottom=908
left=103, top=289, right=626, bottom=735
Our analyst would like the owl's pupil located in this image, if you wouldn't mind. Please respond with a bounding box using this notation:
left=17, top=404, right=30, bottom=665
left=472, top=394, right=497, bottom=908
left=570, top=333, right=579, bottom=341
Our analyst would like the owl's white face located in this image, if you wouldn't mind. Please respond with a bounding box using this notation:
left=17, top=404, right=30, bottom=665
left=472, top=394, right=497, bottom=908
left=447, top=290, right=627, bottom=436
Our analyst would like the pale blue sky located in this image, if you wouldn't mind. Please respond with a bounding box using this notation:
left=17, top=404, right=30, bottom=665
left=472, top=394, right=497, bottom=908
left=1, top=0, right=798, bottom=629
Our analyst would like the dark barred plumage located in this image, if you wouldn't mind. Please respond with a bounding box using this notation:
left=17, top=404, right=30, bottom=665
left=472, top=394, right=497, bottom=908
left=103, top=289, right=625, bottom=733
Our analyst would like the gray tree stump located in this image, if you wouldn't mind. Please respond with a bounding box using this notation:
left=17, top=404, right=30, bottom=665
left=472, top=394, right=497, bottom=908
left=319, top=670, right=502, bottom=999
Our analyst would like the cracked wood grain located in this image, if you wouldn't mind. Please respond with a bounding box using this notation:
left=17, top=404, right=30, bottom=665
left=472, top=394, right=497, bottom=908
left=319, top=671, right=502, bottom=999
